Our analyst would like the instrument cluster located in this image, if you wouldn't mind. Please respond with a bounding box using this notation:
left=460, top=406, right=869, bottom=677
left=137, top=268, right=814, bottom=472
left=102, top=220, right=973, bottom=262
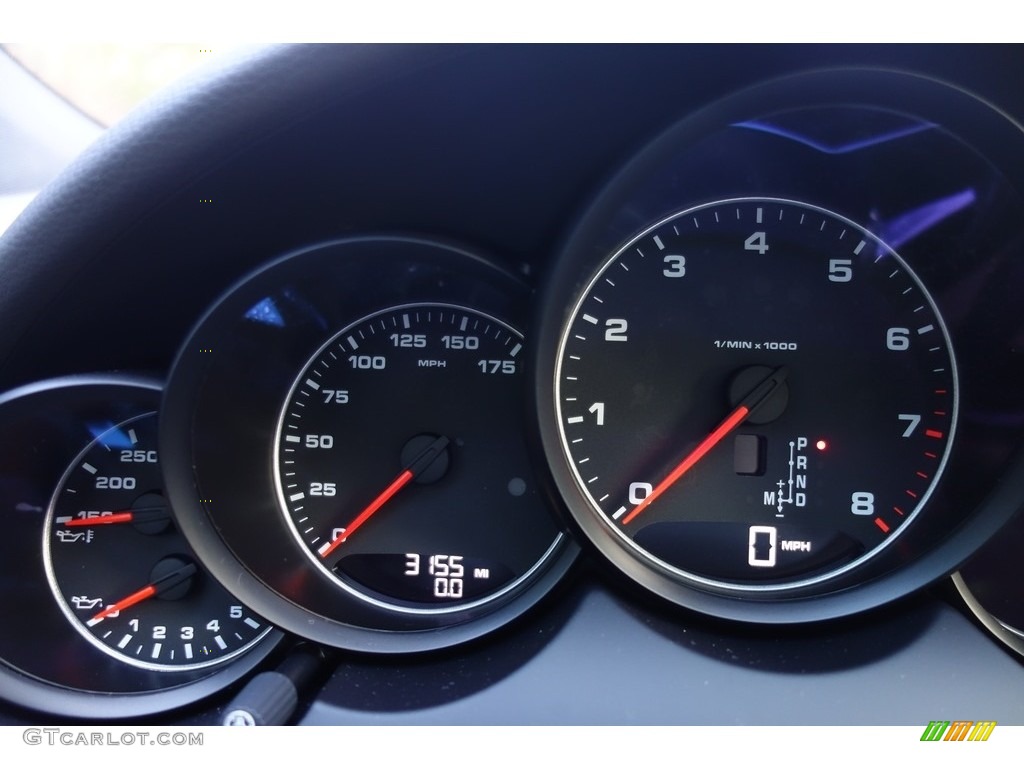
left=2, top=55, right=1024, bottom=721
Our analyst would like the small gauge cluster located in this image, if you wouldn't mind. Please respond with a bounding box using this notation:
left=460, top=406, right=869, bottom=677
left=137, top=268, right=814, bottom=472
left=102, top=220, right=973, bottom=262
left=0, top=377, right=281, bottom=719
left=45, top=412, right=269, bottom=670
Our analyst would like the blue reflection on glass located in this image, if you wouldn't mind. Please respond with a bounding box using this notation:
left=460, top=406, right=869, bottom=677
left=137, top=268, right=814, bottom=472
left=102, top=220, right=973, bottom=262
left=88, top=423, right=133, bottom=449
left=879, top=188, right=976, bottom=250
left=734, top=119, right=936, bottom=155
left=244, top=296, right=286, bottom=328
left=282, top=287, right=328, bottom=332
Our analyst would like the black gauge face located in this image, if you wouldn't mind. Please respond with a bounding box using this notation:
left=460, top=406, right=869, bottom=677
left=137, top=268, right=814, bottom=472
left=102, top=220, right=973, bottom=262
left=276, top=302, right=562, bottom=613
left=45, top=413, right=272, bottom=670
left=553, top=198, right=957, bottom=592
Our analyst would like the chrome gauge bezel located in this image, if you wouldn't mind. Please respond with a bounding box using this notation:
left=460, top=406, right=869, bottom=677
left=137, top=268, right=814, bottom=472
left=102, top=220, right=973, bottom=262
left=533, top=69, right=1024, bottom=623
left=552, top=196, right=960, bottom=596
left=161, top=237, right=577, bottom=652
left=0, top=375, right=282, bottom=719
left=43, top=411, right=274, bottom=672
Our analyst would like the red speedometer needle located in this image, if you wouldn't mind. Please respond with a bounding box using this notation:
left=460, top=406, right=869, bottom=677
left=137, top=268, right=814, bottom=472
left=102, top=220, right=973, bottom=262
left=64, top=506, right=168, bottom=527
left=622, top=366, right=789, bottom=525
left=86, top=562, right=198, bottom=626
left=318, top=435, right=450, bottom=559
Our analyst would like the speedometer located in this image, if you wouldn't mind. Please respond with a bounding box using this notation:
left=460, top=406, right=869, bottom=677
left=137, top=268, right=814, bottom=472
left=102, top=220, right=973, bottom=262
left=276, top=302, right=558, bottom=613
left=162, top=237, right=576, bottom=650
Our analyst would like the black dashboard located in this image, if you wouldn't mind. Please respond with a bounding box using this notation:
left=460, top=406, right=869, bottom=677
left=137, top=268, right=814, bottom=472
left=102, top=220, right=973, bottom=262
left=2, top=44, right=1024, bottom=725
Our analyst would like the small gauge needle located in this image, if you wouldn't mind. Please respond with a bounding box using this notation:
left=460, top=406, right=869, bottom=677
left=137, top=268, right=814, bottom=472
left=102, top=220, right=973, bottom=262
left=622, top=366, right=789, bottom=525
left=64, top=506, right=169, bottom=527
left=86, top=562, right=198, bottom=626
left=319, top=435, right=450, bottom=559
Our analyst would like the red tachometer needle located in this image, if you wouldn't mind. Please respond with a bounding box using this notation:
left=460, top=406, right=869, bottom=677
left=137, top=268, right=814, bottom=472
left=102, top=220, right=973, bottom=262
left=318, top=435, right=450, bottom=559
left=622, top=366, right=788, bottom=525
left=86, top=562, right=197, bottom=626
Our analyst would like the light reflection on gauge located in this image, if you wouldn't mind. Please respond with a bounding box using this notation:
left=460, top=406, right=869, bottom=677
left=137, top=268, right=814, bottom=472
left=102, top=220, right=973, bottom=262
left=275, top=302, right=563, bottom=614
left=954, top=507, right=1024, bottom=658
left=44, top=412, right=272, bottom=671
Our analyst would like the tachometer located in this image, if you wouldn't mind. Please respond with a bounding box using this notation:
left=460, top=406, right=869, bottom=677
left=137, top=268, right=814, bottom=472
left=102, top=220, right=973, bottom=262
left=538, top=197, right=958, bottom=616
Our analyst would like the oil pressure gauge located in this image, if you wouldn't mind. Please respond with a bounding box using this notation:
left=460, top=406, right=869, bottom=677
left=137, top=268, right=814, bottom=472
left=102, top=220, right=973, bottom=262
left=45, top=412, right=272, bottom=670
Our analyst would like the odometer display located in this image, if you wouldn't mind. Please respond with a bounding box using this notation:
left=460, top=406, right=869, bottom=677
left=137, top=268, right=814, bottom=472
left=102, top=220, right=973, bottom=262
left=553, top=198, right=957, bottom=592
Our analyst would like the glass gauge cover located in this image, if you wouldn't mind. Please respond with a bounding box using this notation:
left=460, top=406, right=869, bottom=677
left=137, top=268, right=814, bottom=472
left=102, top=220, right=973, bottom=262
left=161, top=237, right=575, bottom=651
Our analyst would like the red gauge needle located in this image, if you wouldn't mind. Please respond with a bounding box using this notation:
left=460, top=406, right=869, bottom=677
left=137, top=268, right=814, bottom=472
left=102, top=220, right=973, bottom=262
left=86, top=562, right=198, bottom=626
left=318, top=435, right=450, bottom=559
left=64, top=506, right=169, bottom=527
left=622, top=366, right=789, bottom=525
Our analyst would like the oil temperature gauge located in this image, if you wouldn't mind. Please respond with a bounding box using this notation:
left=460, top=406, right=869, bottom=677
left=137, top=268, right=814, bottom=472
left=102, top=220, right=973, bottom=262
left=44, top=412, right=272, bottom=671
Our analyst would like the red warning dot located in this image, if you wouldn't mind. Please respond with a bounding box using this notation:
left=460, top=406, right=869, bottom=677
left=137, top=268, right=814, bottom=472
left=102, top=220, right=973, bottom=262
left=815, top=440, right=827, bottom=451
